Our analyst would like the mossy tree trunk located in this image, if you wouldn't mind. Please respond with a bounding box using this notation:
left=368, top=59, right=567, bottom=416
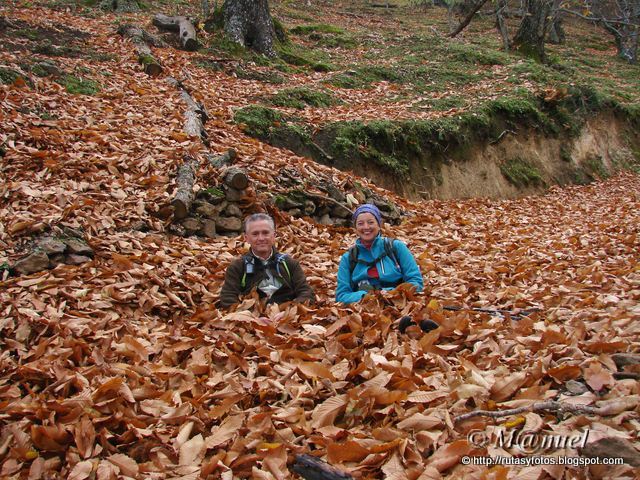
left=546, top=16, right=566, bottom=44
left=222, top=0, right=277, bottom=57
left=512, top=0, right=560, bottom=62
left=99, top=0, right=141, bottom=13
left=593, top=0, right=639, bottom=64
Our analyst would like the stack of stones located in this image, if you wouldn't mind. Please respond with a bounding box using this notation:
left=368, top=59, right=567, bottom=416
left=11, top=227, right=94, bottom=275
left=169, top=184, right=247, bottom=238
left=274, top=183, right=403, bottom=226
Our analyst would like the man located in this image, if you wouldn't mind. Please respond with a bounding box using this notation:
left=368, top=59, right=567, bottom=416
left=219, top=213, right=315, bottom=308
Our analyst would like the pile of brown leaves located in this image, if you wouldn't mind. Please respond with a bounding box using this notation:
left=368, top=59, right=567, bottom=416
left=1, top=3, right=639, bottom=479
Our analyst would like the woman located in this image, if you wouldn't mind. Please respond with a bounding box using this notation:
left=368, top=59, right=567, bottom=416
left=336, top=204, right=424, bottom=304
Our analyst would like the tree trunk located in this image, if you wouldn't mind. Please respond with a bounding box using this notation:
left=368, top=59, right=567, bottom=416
left=222, top=167, right=249, bottom=190
left=222, top=0, right=277, bottom=57
left=546, top=16, right=565, bottom=44
left=117, top=25, right=164, bottom=76
left=166, top=78, right=209, bottom=144
left=99, top=0, right=140, bottom=12
left=495, top=0, right=510, bottom=50
left=208, top=149, right=237, bottom=168
left=153, top=14, right=199, bottom=51
left=512, top=0, right=558, bottom=62
left=449, top=0, right=490, bottom=38
left=172, top=157, right=198, bottom=220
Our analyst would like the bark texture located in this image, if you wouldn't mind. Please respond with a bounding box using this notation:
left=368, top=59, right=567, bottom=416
left=222, top=0, right=277, bottom=57
left=116, top=25, right=164, bottom=76
left=153, top=14, right=199, bottom=51
left=167, top=78, right=209, bottom=143
left=99, top=0, right=140, bottom=12
left=512, top=0, right=559, bottom=62
left=172, top=157, right=197, bottom=220
left=290, top=454, right=353, bottom=480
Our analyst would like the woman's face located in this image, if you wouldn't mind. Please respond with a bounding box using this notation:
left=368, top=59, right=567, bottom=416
left=355, top=212, right=380, bottom=244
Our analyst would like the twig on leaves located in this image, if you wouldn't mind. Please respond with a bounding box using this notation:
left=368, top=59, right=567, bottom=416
left=454, top=400, right=617, bottom=423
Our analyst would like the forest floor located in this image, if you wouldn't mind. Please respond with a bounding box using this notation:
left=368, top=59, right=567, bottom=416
left=1, top=0, right=640, bottom=479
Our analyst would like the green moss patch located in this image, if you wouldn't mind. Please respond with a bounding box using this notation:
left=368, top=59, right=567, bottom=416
left=0, top=67, right=22, bottom=85
left=268, top=87, right=339, bottom=109
left=290, top=24, right=344, bottom=35
left=233, top=105, right=289, bottom=138
left=57, top=75, right=100, bottom=95
left=500, top=158, right=543, bottom=187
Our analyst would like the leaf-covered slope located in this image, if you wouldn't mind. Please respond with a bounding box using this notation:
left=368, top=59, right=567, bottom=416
left=1, top=2, right=640, bottom=480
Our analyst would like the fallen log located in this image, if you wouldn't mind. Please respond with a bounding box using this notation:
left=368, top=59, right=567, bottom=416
left=208, top=149, right=237, bottom=168
left=117, top=24, right=164, bottom=76
left=153, top=14, right=199, bottom=51
left=223, top=167, right=249, bottom=190
left=290, top=454, right=353, bottom=480
left=167, top=77, right=209, bottom=143
left=172, top=156, right=198, bottom=220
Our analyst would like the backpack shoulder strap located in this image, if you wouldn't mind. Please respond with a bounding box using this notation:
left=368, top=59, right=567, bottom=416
left=348, top=245, right=359, bottom=274
left=240, top=254, right=253, bottom=289
left=275, top=253, right=292, bottom=281
left=384, top=237, right=401, bottom=270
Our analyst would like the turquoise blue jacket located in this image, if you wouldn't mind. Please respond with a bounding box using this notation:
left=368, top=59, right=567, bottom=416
left=336, top=236, right=424, bottom=304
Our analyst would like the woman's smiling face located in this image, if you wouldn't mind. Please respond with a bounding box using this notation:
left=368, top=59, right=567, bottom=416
left=355, top=212, right=380, bottom=245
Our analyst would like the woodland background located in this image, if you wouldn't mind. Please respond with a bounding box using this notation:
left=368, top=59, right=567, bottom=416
left=1, top=0, right=640, bottom=479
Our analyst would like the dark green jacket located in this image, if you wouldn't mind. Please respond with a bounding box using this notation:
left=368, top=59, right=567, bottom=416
left=219, top=250, right=315, bottom=308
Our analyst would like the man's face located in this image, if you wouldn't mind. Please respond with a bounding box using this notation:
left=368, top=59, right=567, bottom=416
left=244, top=219, right=276, bottom=258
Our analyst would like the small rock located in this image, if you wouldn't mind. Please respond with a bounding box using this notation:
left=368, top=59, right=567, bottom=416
left=319, top=213, right=333, bottom=225
left=323, top=182, right=346, bottom=203
left=304, top=200, right=316, bottom=215
left=216, top=216, right=242, bottom=233
left=63, top=238, right=93, bottom=256
left=288, top=208, right=302, bottom=217
left=49, top=253, right=66, bottom=267
left=331, top=203, right=352, bottom=219
left=35, top=60, right=62, bottom=77
left=579, top=437, right=640, bottom=467
left=200, top=219, right=216, bottom=238
left=225, top=187, right=245, bottom=202
left=14, top=251, right=50, bottom=275
left=130, top=221, right=150, bottom=232
left=335, top=218, right=351, bottom=227
left=168, top=223, right=186, bottom=236
left=182, top=217, right=203, bottom=233
left=611, top=353, right=640, bottom=369
left=65, top=254, right=92, bottom=266
left=195, top=201, right=220, bottom=218
left=224, top=203, right=242, bottom=217
left=316, top=205, right=330, bottom=217
left=372, top=198, right=395, bottom=212
left=62, top=226, right=84, bottom=238
left=37, top=237, right=66, bottom=255
left=565, top=380, right=589, bottom=395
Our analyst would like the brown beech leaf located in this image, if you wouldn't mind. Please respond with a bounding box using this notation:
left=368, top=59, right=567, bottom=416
left=68, top=460, right=94, bottom=480
left=295, top=361, right=335, bottom=380
left=583, top=362, right=615, bottom=391
left=311, top=395, right=348, bottom=429
left=327, top=440, right=370, bottom=463
left=427, top=440, right=471, bottom=472
left=490, top=371, right=527, bottom=402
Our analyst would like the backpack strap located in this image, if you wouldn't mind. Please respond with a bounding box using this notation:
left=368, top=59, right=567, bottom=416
left=347, top=237, right=401, bottom=290
left=241, top=253, right=291, bottom=289
left=383, top=238, right=401, bottom=270
left=274, top=253, right=292, bottom=283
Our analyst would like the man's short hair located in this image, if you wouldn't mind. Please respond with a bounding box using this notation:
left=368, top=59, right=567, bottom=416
left=244, top=213, right=275, bottom=232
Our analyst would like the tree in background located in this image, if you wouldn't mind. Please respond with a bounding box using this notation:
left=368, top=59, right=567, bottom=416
left=511, top=0, right=562, bottom=62
left=205, top=0, right=277, bottom=57
left=563, top=0, right=639, bottom=63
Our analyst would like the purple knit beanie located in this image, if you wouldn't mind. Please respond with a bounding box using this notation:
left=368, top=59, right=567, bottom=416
left=352, top=203, right=382, bottom=226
